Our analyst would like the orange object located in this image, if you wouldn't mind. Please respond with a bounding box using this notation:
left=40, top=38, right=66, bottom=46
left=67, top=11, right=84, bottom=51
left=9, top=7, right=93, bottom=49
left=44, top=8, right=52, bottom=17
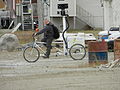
left=35, top=28, right=39, bottom=32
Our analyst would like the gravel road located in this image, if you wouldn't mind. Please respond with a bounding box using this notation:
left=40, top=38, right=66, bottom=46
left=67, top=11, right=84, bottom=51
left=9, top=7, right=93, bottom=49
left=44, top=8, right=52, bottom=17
left=0, top=51, right=120, bottom=90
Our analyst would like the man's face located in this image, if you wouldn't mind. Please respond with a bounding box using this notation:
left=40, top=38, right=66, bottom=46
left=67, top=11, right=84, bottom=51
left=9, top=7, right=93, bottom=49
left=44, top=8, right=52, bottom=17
left=44, top=20, right=49, bottom=25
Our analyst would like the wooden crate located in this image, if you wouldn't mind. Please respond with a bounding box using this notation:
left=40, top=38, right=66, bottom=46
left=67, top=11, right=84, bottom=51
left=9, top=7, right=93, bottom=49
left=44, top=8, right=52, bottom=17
left=88, top=41, right=108, bottom=52
left=88, top=40, right=108, bottom=67
left=114, top=39, right=120, bottom=60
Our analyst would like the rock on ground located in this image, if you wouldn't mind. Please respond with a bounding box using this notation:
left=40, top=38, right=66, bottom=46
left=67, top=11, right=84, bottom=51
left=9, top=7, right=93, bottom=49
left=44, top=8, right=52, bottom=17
left=0, top=33, right=20, bottom=51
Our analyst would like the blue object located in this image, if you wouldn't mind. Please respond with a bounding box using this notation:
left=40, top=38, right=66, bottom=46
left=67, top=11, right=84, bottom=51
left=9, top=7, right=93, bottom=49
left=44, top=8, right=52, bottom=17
left=89, top=52, right=108, bottom=61
left=101, top=35, right=108, bottom=39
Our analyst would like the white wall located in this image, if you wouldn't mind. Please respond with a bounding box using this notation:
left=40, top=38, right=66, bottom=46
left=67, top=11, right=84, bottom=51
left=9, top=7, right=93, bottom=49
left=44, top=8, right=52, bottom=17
left=76, top=0, right=103, bottom=28
left=111, top=0, right=120, bottom=27
left=50, top=0, right=104, bottom=29
left=77, top=0, right=103, bottom=16
left=103, top=0, right=120, bottom=30
left=50, top=0, right=76, bottom=17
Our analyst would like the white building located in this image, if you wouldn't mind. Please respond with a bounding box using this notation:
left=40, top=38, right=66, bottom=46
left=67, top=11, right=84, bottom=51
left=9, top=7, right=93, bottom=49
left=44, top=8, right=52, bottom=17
left=47, top=0, right=104, bottom=30
left=100, top=0, right=120, bottom=31
left=109, top=0, right=120, bottom=28
left=43, top=0, right=120, bottom=31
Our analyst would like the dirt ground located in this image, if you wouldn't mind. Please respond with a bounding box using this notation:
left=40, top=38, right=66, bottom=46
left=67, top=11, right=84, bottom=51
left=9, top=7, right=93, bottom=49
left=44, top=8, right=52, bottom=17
left=0, top=51, right=120, bottom=90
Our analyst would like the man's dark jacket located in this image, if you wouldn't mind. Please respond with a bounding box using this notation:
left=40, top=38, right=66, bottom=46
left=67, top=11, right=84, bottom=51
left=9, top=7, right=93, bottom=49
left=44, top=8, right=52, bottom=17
left=36, top=23, right=54, bottom=38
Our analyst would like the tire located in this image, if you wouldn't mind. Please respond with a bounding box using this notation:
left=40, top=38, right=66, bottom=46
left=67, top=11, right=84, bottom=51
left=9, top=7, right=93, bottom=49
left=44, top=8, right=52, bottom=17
left=69, top=44, right=86, bottom=60
left=23, top=46, right=40, bottom=63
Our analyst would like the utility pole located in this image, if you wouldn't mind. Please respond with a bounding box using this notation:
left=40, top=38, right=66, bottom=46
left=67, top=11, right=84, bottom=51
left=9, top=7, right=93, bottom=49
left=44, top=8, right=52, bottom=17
left=37, top=0, right=44, bottom=29
left=43, top=0, right=50, bottom=20
left=37, top=0, right=44, bottom=41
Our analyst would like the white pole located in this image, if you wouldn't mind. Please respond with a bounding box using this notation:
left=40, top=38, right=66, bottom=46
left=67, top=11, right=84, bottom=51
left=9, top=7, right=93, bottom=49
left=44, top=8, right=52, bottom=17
left=119, top=25, right=120, bottom=32
left=62, top=16, right=67, bottom=55
left=63, top=16, right=66, bottom=32
left=103, top=0, right=110, bottom=31
left=73, top=16, right=76, bottom=29
left=37, top=0, right=44, bottom=40
left=37, top=0, right=44, bottom=29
